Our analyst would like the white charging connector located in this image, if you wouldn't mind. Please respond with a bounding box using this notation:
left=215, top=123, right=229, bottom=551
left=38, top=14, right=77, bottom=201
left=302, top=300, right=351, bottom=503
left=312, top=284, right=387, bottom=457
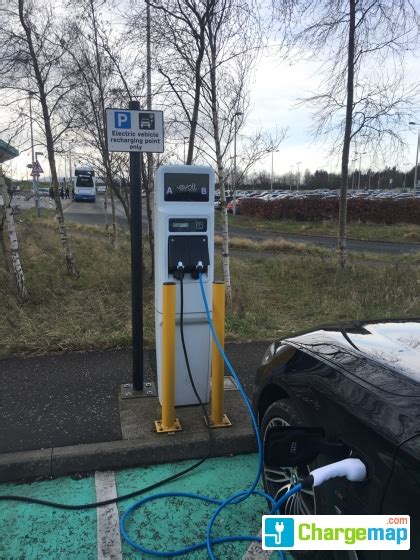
left=305, top=458, right=367, bottom=488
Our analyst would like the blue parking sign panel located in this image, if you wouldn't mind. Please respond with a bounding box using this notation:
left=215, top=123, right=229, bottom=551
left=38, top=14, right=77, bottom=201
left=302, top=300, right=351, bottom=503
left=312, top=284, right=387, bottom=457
left=114, top=111, right=131, bottom=129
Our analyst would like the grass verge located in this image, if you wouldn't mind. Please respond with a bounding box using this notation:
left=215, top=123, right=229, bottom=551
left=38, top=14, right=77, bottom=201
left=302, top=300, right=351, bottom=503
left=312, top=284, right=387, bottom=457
left=218, top=212, right=420, bottom=243
left=0, top=221, right=419, bottom=358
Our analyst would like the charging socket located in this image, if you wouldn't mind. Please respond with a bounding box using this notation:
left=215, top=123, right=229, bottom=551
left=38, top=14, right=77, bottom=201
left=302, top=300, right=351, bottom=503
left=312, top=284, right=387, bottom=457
left=168, top=235, right=209, bottom=277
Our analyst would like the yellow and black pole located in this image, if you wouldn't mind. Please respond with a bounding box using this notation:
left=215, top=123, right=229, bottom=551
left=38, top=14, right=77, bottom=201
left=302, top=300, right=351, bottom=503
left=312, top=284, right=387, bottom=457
left=209, top=281, right=231, bottom=428
left=155, top=282, right=182, bottom=433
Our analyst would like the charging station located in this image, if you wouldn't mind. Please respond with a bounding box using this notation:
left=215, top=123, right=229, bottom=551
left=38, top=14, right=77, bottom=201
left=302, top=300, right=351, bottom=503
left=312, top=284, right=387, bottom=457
left=154, top=165, right=215, bottom=406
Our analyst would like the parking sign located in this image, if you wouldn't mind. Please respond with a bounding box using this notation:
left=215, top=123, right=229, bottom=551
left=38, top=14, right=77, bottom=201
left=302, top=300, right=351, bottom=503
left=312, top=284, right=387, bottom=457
left=106, top=108, right=164, bottom=153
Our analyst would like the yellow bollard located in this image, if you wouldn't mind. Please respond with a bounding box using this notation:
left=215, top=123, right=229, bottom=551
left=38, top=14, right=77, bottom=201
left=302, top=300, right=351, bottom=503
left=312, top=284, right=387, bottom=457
left=209, top=281, right=231, bottom=428
left=155, top=282, right=182, bottom=433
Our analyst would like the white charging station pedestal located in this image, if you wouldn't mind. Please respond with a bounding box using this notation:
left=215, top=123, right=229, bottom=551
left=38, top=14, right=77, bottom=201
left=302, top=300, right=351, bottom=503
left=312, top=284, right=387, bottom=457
left=154, top=165, right=215, bottom=406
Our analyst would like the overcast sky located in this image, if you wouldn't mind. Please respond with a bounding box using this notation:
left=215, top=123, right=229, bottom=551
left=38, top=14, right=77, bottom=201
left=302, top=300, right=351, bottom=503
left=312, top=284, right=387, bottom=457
left=5, top=22, right=420, bottom=181
left=244, top=46, right=420, bottom=177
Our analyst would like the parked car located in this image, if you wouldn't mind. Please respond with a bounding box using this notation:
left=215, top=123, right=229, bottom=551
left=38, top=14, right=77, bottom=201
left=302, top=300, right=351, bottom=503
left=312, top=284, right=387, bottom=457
left=37, top=187, right=50, bottom=197
left=253, top=319, right=420, bottom=560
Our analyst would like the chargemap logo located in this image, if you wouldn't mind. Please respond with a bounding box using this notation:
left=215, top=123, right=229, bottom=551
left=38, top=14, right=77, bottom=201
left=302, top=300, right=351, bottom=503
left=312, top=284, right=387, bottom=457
left=262, top=515, right=410, bottom=551
left=264, top=518, right=294, bottom=548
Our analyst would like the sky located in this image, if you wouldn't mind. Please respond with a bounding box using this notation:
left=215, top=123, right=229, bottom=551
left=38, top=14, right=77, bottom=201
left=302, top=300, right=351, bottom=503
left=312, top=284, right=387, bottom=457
left=243, top=47, right=420, bottom=178
left=4, top=14, right=420, bottom=182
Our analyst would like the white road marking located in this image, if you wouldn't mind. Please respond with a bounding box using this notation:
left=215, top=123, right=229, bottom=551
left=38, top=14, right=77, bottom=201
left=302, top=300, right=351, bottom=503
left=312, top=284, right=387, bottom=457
left=242, top=530, right=272, bottom=559
left=95, top=471, right=123, bottom=560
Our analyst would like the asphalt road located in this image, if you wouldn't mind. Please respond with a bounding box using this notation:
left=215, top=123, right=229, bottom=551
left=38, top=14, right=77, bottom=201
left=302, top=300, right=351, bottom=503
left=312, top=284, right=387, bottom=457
left=0, top=342, right=266, bottom=453
left=15, top=196, right=420, bottom=254
left=66, top=199, right=420, bottom=255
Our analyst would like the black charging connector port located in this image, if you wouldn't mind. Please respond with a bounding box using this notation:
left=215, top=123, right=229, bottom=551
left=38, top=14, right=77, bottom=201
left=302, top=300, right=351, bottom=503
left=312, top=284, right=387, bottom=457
left=173, top=263, right=185, bottom=280
left=189, top=237, right=209, bottom=279
left=168, top=235, right=210, bottom=279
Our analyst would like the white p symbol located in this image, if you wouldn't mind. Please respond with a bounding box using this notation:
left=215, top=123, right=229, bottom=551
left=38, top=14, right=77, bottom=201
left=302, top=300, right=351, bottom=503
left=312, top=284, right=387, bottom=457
left=115, top=112, right=130, bottom=128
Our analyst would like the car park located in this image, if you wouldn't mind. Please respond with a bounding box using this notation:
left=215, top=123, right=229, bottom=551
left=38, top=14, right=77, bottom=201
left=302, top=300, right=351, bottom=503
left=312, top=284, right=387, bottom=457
left=253, top=319, right=420, bottom=559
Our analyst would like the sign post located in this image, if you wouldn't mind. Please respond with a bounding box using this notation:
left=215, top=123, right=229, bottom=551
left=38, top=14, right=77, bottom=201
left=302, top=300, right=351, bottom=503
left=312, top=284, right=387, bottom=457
left=106, top=104, right=164, bottom=397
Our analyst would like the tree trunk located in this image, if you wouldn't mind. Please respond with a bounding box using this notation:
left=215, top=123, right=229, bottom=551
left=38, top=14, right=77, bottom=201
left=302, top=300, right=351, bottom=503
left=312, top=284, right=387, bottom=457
left=103, top=186, right=109, bottom=233
left=1, top=170, right=28, bottom=302
left=186, top=32, right=206, bottom=164
left=109, top=184, right=118, bottom=249
left=141, top=154, right=155, bottom=278
left=18, top=0, right=79, bottom=278
left=208, top=25, right=232, bottom=301
left=337, top=0, right=356, bottom=269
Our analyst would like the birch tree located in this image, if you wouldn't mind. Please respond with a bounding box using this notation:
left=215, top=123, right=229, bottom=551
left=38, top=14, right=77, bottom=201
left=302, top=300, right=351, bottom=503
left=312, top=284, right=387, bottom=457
left=0, top=166, right=28, bottom=301
left=198, top=0, right=284, bottom=301
left=62, top=0, right=123, bottom=249
left=274, top=0, right=420, bottom=268
left=143, top=0, right=217, bottom=163
left=0, top=0, right=79, bottom=277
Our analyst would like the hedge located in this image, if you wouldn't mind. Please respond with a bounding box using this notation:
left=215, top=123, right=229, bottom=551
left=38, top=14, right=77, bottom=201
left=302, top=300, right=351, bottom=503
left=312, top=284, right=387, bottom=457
left=240, top=197, right=420, bottom=225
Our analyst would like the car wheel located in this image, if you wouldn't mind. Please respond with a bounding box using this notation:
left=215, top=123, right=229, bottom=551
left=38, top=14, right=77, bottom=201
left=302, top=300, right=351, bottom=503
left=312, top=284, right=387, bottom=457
left=261, top=399, right=316, bottom=516
left=260, top=400, right=335, bottom=560
left=261, top=399, right=356, bottom=560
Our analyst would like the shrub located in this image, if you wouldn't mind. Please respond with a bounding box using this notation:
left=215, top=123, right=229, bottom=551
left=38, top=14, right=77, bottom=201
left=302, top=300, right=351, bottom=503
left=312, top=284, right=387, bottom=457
left=240, top=197, right=420, bottom=225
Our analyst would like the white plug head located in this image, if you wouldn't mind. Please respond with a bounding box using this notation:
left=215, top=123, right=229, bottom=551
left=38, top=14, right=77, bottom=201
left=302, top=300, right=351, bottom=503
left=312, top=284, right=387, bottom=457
left=310, top=458, right=367, bottom=487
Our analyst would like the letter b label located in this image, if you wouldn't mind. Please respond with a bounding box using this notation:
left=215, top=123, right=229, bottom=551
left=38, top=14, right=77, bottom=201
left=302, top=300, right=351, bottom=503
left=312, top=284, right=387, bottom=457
left=115, top=111, right=131, bottom=129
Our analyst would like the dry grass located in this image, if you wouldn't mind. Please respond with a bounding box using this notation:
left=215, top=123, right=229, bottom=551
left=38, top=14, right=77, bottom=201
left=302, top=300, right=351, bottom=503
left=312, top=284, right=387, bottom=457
left=215, top=235, right=326, bottom=255
left=219, top=213, right=420, bottom=243
left=1, top=221, right=419, bottom=358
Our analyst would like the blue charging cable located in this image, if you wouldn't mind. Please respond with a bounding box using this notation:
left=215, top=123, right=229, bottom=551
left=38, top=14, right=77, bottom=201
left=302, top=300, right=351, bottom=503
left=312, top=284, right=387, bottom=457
left=119, top=272, right=301, bottom=559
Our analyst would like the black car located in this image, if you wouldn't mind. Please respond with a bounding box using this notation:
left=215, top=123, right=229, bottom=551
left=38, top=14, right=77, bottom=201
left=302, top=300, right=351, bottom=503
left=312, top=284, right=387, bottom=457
left=253, top=319, right=420, bottom=560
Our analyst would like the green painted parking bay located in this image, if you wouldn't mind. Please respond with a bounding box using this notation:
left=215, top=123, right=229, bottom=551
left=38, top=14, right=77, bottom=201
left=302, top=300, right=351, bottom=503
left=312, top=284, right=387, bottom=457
left=0, top=454, right=294, bottom=559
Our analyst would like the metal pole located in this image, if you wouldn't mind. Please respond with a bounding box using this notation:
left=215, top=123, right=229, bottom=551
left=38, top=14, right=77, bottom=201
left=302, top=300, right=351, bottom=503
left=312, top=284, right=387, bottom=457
left=296, top=161, right=301, bottom=191
left=129, top=99, right=144, bottom=391
left=29, top=92, right=40, bottom=217
left=358, top=153, right=362, bottom=190
left=183, top=137, right=186, bottom=165
left=270, top=151, right=274, bottom=194
left=146, top=0, right=154, bottom=238
left=413, top=131, right=419, bottom=197
left=69, top=144, right=72, bottom=186
left=233, top=117, right=237, bottom=212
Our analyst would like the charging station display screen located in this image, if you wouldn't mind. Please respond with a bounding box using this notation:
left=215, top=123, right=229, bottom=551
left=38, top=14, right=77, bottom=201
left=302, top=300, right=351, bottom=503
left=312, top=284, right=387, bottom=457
left=164, top=173, right=209, bottom=202
left=169, top=218, right=207, bottom=232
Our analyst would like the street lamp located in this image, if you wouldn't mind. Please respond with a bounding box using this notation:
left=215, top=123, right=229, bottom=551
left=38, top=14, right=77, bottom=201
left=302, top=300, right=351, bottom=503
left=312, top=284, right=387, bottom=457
left=409, top=122, right=420, bottom=196
left=232, top=111, right=243, bottom=213
left=68, top=141, right=73, bottom=184
left=183, top=136, right=188, bottom=165
left=270, top=150, right=279, bottom=194
left=355, top=151, right=366, bottom=190
left=402, top=161, right=410, bottom=190
left=351, top=157, right=358, bottom=190
left=296, top=161, right=302, bottom=191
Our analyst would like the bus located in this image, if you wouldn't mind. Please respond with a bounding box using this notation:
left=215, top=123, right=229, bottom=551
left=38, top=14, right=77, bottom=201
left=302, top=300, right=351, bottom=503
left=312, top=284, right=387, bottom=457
left=74, top=165, right=96, bottom=202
